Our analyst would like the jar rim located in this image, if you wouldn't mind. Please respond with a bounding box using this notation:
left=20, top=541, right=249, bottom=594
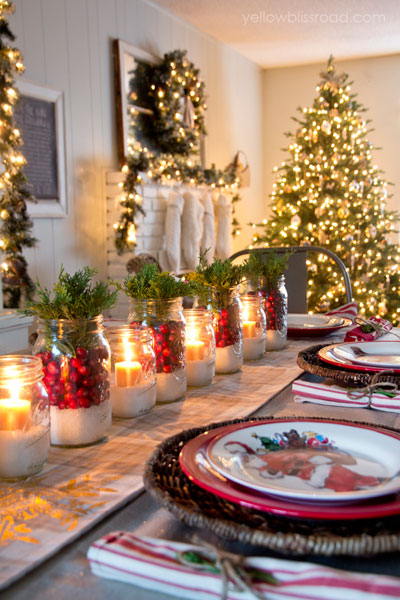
left=37, top=315, right=104, bottom=325
left=0, top=355, right=43, bottom=383
left=105, top=325, right=153, bottom=340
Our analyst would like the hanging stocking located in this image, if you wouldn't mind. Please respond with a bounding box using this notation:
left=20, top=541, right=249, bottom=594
left=181, top=190, right=204, bottom=269
left=214, top=193, right=232, bottom=260
left=199, top=190, right=215, bottom=263
left=164, top=190, right=184, bottom=273
left=183, top=94, right=195, bottom=129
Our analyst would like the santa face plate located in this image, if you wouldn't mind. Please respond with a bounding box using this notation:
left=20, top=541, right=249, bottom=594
left=206, top=419, right=400, bottom=503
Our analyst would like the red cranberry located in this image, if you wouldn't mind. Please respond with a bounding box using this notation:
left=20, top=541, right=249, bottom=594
left=221, top=309, right=228, bottom=319
left=79, top=397, right=91, bottom=409
left=77, top=387, right=89, bottom=398
left=160, top=323, right=169, bottom=334
left=82, top=377, right=95, bottom=388
left=47, top=361, right=60, bottom=375
left=162, top=348, right=170, bottom=358
left=76, top=347, right=88, bottom=359
left=58, top=401, right=66, bottom=410
left=78, top=365, right=90, bottom=376
left=42, top=351, right=52, bottom=363
left=69, top=371, right=79, bottom=382
left=70, top=357, right=83, bottom=369
left=163, top=364, right=172, bottom=373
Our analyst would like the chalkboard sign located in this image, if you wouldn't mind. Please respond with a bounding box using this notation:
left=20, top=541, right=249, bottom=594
left=15, top=95, right=59, bottom=200
left=14, top=81, right=67, bottom=218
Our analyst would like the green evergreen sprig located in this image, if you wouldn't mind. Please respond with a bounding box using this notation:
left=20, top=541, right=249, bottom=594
left=20, top=266, right=117, bottom=320
left=242, top=251, right=291, bottom=286
left=116, top=263, right=192, bottom=300
left=188, top=254, right=243, bottom=309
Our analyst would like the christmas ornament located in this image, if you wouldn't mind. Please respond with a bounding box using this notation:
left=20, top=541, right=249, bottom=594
left=349, top=180, right=360, bottom=193
left=321, top=120, right=332, bottom=135
left=329, top=108, right=339, bottom=117
left=338, top=206, right=350, bottom=219
left=367, top=224, right=377, bottom=238
left=290, top=214, right=301, bottom=229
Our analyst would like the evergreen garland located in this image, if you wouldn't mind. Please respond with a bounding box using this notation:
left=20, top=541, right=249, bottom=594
left=114, top=49, right=242, bottom=255
left=0, top=0, right=36, bottom=307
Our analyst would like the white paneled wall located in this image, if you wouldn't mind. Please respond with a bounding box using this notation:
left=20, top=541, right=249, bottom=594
left=9, top=0, right=264, bottom=290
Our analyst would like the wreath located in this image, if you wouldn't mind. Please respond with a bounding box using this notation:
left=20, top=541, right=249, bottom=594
left=132, top=49, right=206, bottom=156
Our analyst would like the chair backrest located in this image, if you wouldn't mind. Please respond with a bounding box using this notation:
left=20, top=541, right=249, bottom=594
left=229, top=245, right=353, bottom=313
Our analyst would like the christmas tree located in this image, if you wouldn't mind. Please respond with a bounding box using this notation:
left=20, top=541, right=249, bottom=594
left=0, top=0, right=36, bottom=307
left=252, top=57, right=400, bottom=324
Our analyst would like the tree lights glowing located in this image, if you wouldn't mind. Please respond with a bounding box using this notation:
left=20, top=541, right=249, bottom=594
left=0, top=0, right=35, bottom=307
left=251, top=57, right=400, bottom=324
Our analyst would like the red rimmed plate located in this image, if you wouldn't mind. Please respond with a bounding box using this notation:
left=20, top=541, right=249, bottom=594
left=319, top=341, right=400, bottom=373
left=287, top=314, right=352, bottom=338
left=179, top=418, right=400, bottom=521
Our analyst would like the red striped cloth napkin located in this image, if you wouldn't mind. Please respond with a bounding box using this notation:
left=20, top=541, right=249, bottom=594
left=293, top=377, right=400, bottom=413
left=326, top=302, right=358, bottom=321
left=344, top=317, right=393, bottom=342
left=87, top=532, right=400, bottom=599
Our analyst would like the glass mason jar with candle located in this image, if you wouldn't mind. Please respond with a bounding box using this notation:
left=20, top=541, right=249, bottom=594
left=260, top=275, right=288, bottom=351
left=128, top=298, right=186, bottom=403
left=33, top=316, right=111, bottom=447
left=184, top=309, right=215, bottom=387
left=241, top=295, right=267, bottom=361
left=0, top=355, right=49, bottom=480
left=105, top=325, right=156, bottom=418
left=210, top=287, right=243, bottom=374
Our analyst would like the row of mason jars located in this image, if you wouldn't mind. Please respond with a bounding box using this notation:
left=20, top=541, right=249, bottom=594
left=0, top=277, right=287, bottom=479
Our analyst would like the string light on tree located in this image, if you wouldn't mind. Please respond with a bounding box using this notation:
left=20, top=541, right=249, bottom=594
left=251, top=56, right=400, bottom=324
left=0, top=0, right=35, bottom=307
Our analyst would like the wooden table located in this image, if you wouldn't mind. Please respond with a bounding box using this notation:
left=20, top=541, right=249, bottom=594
left=2, top=340, right=400, bottom=598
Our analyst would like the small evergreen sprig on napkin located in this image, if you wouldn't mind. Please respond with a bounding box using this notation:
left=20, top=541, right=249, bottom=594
left=20, top=266, right=118, bottom=320
left=116, top=263, right=192, bottom=300
left=242, top=250, right=291, bottom=287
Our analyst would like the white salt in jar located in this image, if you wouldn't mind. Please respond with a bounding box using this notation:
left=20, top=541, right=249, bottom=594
left=184, top=309, right=215, bottom=387
left=105, top=325, right=156, bottom=418
left=0, top=355, right=49, bottom=479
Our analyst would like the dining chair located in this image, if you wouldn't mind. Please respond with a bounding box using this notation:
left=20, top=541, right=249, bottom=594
left=229, top=245, right=353, bottom=313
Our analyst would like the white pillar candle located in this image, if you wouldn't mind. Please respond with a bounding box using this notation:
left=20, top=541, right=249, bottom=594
left=265, top=329, right=287, bottom=351
left=111, top=381, right=156, bottom=418
left=0, top=425, right=49, bottom=479
left=243, top=320, right=257, bottom=338
left=186, top=359, right=215, bottom=387
left=50, top=400, right=112, bottom=447
left=186, top=340, right=205, bottom=361
left=156, top=371, right=186, bottom=403
left=243, top=336, right=266, bottom=361
left=215, top=345, right=243, bottom=374
left=0, top=397, right=30, bottom=430
left=115, top=360, right=141, bottom=387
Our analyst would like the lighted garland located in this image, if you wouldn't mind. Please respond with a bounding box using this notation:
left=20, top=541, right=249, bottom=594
left=114, top=148, right=241, bottom=254
left=114, top=49, right=242, bottom=255
left=0, top=0, right=36, bottom=307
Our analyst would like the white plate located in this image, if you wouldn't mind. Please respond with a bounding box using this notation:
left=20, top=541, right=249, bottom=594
left=206, top=420, right=400, bottom=502
left=332, top=341, right=400, bottom=368
left=288, top=314, right=344, bottom=329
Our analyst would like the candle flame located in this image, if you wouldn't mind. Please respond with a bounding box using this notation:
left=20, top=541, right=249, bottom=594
left=123, top=334, right=134, bottom=363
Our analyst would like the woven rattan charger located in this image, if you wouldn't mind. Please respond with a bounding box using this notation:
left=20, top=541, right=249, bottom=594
left=144, top=415, right=400, bottom=558
left=297, top=343, right=400, bottom=386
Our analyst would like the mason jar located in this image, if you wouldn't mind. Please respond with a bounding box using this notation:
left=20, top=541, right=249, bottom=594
left=260, top=275, right=288, bottom=350
left=0, top=355, right=49, bottom=479
left=184, top=309, right=215, bottom=387
left=33, top=316, right=111, bottom=447
left=128, top=298, right=186, bottom=403
left=241, top=295, right=267, bottom=360
left=211, top=287, right=243, bottom=374
left=105, top=325, right=156, bottom=418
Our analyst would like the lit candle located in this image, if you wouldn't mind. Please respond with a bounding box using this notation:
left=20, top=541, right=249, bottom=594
left=186, top=340, right=205, bottom=361
left=0, top=397, right=30, bottom=430
left=115, top=361, right=142, bottom=387
left=243, top=321, right=257, bottom=338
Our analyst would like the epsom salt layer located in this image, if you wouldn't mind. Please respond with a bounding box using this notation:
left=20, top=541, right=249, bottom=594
left=215, top=344, right=243, bottom=374
left=111, top=381, right=156, bottom=418
left=243, top=336, right=266, bottom=361
left=265, top=329, right=287, bottom=351
left=186, top=359, right=214, bottom=387
left=50, top=399, right=112, bottom=446
left=0, top=425, right=50, bottom=479
left=156, top=371, right=186, bottom=403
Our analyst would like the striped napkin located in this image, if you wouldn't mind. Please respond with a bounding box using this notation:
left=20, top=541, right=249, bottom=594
left=326, top=302, right=358, bottom=321
left=344, top=317, right=393, bottom=342
left=293, top=375, right=400, bottom=412
left=87, top=532, right=400, bottom=599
